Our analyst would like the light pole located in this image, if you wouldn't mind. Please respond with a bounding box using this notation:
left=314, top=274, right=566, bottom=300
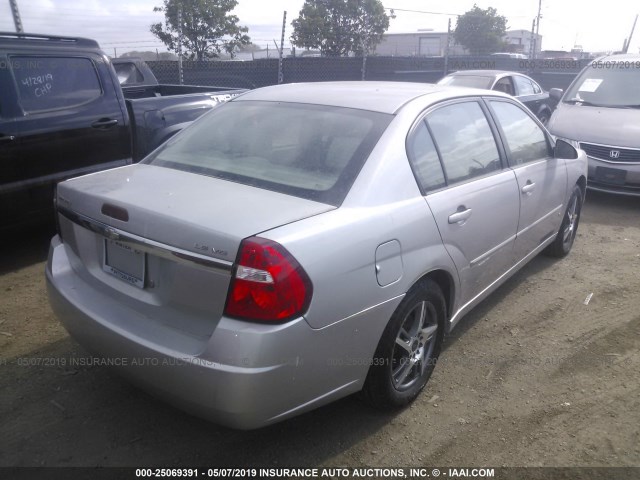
left=534, top=0, right=542, bottom=59
left=9, top=0, right=24, bottom=33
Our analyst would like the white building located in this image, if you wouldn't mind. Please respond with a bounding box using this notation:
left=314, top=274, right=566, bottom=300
left=373, top=32, right=465, bottom=56
left=373, top=30, right=542, bottom=57
left=504, top=29, right=542, bottom=56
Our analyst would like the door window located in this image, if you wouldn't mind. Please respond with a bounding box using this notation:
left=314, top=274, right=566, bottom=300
left=489, top=101, right=550, bottom=166
left=426, top=102, right=502, bottom=185
left=531, top=80, right=542, bottom=94
left=11, top=56, right=102, bottom=113
left=513, top=75, right=535, bottom=96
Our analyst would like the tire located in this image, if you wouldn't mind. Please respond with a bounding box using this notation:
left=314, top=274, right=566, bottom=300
left=362, top=279, right=446, bottom=409
left=544, top=184, right=583, bottom=258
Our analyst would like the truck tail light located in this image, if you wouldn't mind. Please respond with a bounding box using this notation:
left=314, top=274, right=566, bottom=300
left=224, top=237, right=312, bottom=323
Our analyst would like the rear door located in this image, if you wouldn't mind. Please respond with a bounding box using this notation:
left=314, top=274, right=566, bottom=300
left=512, top=74, right=544, bottom=114
left=0, top=53, right=24, bottom=224
left=6, top=53, right=130, bottom=214
left=486, top=99, right=567, bottom=259
left=408, top=99, right=520, bottom=305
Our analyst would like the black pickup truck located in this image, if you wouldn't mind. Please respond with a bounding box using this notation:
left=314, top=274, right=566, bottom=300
left=0, top=32, right=245, bottom=228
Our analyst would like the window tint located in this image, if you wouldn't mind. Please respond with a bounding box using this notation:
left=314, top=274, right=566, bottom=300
left=11, top=56, right=102, bottom=113
left=113, top=62, right=144, bottom=85
left=494, top=77, right=515, bottom=96
left=513, top=75, right=535, bottom=95
left=438, top=75, right=494, bottom=89
left=427, top=102, right=501, bottom=185
left=407, top=121, right=446, bottom=192
left=490, top=101, right=550, bottom=166
left=531, top=80, right=542, bottom=94
left=146, top=101, right=392, bottom=206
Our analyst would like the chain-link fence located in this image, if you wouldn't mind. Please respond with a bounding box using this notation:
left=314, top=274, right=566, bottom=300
left=147, top=56, right=592, bottom=91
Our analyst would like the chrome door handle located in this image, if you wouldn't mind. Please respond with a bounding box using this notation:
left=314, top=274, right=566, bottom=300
left=0, top=135, right=16, bottom=144
left=448, top=207, right=472, bottom=224
left=91, top=118, right=119, bottom=129
left=521, top=182, right=536, bottom=194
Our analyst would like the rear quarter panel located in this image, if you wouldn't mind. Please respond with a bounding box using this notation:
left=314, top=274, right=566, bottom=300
left=261, top=109, right=459, bottom=336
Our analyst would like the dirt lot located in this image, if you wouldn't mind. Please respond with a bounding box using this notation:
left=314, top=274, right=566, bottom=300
left=1, top=191, right=639, bottom=469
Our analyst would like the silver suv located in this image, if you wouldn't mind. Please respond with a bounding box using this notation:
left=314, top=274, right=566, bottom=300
left=548, top=53, right=640, bottom=196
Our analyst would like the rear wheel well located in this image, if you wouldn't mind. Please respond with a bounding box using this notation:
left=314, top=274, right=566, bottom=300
left=577, top=175, right=587, bottom=199
left=414, top=270, right=454, bottom=322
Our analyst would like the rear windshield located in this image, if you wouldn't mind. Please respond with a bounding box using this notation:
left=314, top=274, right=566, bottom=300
left=145, top=101, right=392, bottom=206
left=438, top=75, right=493, bottom=89
left=564, top=63, right=640, bottom=107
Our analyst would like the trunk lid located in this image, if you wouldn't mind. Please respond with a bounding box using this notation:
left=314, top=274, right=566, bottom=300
left=57, top=163, right=335, bottom=263
left=55, top=164, right=335, bottom=343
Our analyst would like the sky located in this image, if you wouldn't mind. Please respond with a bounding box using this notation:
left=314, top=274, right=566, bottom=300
left=1, top=0, right=639, bottom=56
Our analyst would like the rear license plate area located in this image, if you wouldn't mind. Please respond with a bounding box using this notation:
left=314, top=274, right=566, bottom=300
left=595, top=166, right=627, bottom=186
left=103, top=239, right=145, bottom=288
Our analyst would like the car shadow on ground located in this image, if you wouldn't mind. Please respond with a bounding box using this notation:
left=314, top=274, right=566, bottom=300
left=582, top=190, right=640, bottom=227
left=442, top=253, right=559, bottom=346
left=0, top=221, right=55, bottom=275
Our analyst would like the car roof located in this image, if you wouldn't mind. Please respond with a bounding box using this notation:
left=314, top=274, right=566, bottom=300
left=233, top=81, right=506, bottom=114
left=0, top=31, right=100, bottom=50
left=447, top=70, right=523, bottom=77
left=596, top=53, right=640, bottom=62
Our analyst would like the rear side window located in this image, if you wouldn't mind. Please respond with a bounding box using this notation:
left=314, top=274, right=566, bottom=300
left=489, top=101, right=550, bottom=166
left=426, top=102, right=501, bottom=185
left=407, top=121, right=446, bottom=192
left=145, top=101, right=392, bottom=206
left=11, top=56, right=102, bottom=113
left=494, top=77, right=515, bottom=96
left=113, top=62, right=144, bottom=85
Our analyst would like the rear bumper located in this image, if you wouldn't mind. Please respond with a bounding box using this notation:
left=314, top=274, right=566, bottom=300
left=46, top=236, right=394, bottom=429
left=587, top=157, right=640, bottom=196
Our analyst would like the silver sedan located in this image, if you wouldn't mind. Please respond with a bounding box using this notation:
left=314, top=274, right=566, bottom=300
left=46, top=82, right=587, bottom=429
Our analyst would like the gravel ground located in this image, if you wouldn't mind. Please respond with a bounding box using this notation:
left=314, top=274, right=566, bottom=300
left=1, top=190, right=639, bottom=469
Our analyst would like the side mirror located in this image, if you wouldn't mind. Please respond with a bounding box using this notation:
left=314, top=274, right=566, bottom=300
left=549, top=88, right=563, bottom=101
left=554, top=139, right=578, bottom=159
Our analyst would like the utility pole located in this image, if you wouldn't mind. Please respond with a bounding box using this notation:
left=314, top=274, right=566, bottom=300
left=444, top=18, right=451, bottom=76
left=534, top=0, right=542, bottom=59
left=529, top=18, right=536, bottom=60
left=9, top=0, right=24, bottom=33
left=177, top=4, right=183, bottom=85
left=624, top=14, right=638, bottom=53
left=278, top=11, right=286, bottom=84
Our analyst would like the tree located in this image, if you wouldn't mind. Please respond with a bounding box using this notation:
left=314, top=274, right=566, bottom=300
left=237, top=42, right=262, bottom=53
left=150, top=0, right=251, bottom=60
left=453, top=5, right=508, bottom=55
left=291, top=0, right=389, bottom=57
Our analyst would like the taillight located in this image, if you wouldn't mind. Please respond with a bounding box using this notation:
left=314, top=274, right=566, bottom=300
left=224, top=237, right=313, bottom=323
